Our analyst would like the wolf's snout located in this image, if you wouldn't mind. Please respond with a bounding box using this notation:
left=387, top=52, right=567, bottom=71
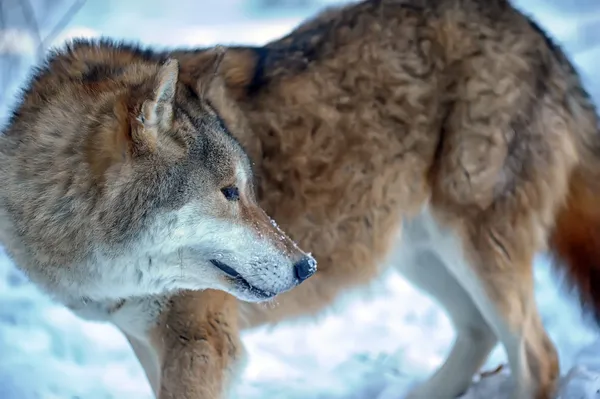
left=293, top=255, right=317, bottom=283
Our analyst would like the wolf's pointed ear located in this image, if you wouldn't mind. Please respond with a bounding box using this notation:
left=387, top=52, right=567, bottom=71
left=196, top=46, right=226, bottom=100
left=180, top=47, right=261, bottom=101
left=138, top=59, right=179, bottom=138
left=218, top=48, right=264, bottom=100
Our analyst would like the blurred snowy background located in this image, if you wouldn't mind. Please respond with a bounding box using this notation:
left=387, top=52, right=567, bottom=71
left=1, top=0, right=600, bottom=398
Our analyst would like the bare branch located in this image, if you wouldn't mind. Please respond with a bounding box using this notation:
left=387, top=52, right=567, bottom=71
left=40, top=0, right=86, bottom=56
left=18, top=0, right=44, bottom=60
left=0, top=0, right=86, bottom=123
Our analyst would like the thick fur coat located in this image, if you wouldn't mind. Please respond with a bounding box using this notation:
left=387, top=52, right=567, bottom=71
left=2, top=1, right=600, bottom=398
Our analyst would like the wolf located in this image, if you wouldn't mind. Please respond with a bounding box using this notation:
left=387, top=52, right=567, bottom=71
left=0, top=32, right=318, bottom=394
left=3, top=0, right=600, bottom=398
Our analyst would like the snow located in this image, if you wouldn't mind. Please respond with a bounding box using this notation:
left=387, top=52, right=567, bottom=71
left=1, top=1, right=600, bottom=398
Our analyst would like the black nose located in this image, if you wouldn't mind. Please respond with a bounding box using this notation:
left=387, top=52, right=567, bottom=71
left=294, top=256, right=317, bottom=283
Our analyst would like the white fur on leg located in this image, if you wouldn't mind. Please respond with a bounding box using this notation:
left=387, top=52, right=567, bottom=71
left=399, top=206, right=535, bottom=399
left=395, top=217, right=497, bottom=398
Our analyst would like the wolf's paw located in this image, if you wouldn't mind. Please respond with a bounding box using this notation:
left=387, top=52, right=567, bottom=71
left=404, top=386, right=466, bottom=399
left=403, top=364, right=511, bottom=399
left=403, top=379, right=468, bottom=399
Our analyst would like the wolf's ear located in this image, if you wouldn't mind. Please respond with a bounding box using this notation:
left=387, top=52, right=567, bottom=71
left=138, top=59, right=179, bottom=138
left=195, top=47, right=260, bottom=101
left=219, top=49, right=262, bottom=98
left=196, top=47, right=226, bottom=100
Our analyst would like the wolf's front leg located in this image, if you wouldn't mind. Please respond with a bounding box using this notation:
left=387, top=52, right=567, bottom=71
left=116, top=290, right=245, bottom=399
left=155, top=289, right=244, bottom=399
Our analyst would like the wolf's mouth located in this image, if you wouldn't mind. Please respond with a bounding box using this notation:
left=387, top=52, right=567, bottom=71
left=210, top=259, right=240, bottom=278
left=210, top=259, right=276, bottom=300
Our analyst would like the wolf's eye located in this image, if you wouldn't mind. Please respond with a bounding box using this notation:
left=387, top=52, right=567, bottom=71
left=221, top=186, right=239, bottom=201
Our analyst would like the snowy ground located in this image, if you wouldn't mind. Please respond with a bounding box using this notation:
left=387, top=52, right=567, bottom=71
left=2, top=1, right=600, bottom=398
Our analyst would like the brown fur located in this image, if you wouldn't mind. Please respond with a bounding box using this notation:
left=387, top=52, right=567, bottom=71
left=550, top=171, right=600, bottom=322
left=152, top=290, right=243, bottom=399
left=3, top=0, right=600, bottom=398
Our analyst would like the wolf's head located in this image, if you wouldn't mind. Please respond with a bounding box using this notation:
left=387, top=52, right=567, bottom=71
left=106, top=55, right=317, bottom=302
left=0, top=43, right=315, bottom=303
